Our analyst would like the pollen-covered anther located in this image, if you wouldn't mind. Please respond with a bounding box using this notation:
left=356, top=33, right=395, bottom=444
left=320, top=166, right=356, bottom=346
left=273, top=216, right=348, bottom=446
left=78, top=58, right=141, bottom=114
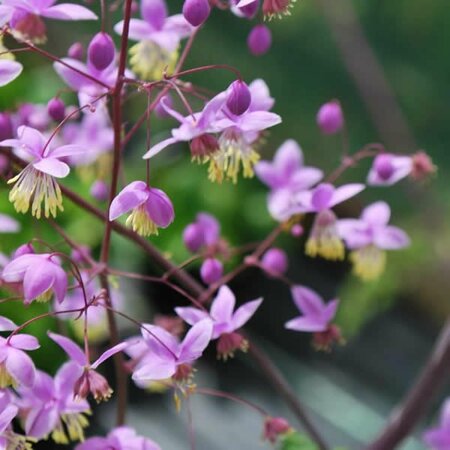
left=216, top=332, right=249, bottom=361
left=125, top=204, right=159, bottom=237
left=190, top=134, right=220, bottom=163
left=74, top=369, right=113, bottom=403
left=350, top=246, right=386, bottom=281
left=313, top=324, right=345, bottom=352
left=262, top=0, right=296, bottom=20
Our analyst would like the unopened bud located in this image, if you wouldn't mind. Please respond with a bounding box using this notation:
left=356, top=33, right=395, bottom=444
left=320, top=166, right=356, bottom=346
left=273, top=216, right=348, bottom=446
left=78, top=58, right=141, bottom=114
left=226, top=80, right=251, bottom=116
left=90, top=180, right=109, bottom=201
left=261, top=248, right=288, bottom=276
left=316, top=100, right=344, bottom=135
left=47, top=98, right=65, bottom=122
left=68, top=42, right=84, bottom=60
left=182, top=0, right=210, bottom=27
left=88, top=32, right=115, bottom=71
left=183, top=223, right=204, bottom=252
left=263, top=416, right=291, bottom=443
left=247, top=24, right=271, bottom=56
left=200, top=258, right=223, bottom=284
left=411, top=151, right=436, bottom=181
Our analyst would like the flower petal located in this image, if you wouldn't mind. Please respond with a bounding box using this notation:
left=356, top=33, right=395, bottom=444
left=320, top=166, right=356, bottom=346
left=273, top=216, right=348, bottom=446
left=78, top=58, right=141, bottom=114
left=284, top=316, right=327, bottom=332
left=109, top=181, right=149, bottom=220
left=48, top=332, right=85, bottom=366
left=23, top=263, right=55, bottom=303
left=231, top=298, right=263, bottom=330
left=92, top=341, right=128, bottom=369
left=141, top=324, right=179, bottom=359
left=0, top=316, right=16, bottom=331
left=33, top=157, right=70, bottom=178
left=178, top=319, right=213, bottom=363
left=0, top=214, right=20, bottom=233
left=361, top=201, right=391, bottom=226
left=41, top=3, right=97, bottom=19
left=0, top=59, right=22, bottom=87
left=329, top=183, right=365, bottom=207
left=291, top=285, right=325, bottom=318
left=175, top=307, right=209, bottom=326
left=210, top=285, right=236, bottom=323
left=25, top=405, right=58, bottom=439
left=9, top=334, right=39, bottom=350
left=132, top=356, right=176, bottom=381
left=145, top=188, right=175, bottom=228
left=374, top=226, right=410, bottom=250
left=142, top=136, right=178, bottom=159
left=6, top=348, right=35, bottom=387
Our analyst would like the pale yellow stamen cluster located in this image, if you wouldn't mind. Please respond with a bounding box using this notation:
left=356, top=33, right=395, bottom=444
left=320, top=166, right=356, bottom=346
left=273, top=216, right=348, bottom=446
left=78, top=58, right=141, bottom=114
left=0, top=362, right=16, bottom=388
left=350, top=246, right=386, bottom=281
left=206, top=135, right=260, bottom=184
left=0, top=36, right=15, bottom=61
left=125, top=205, right=158, bottom=237
left=305, top=229, right=345, bottom=261
left=129, top=41, right=178, bottom=81
left=4, top=431, right=35, bottom=450
left=8, top=166, right=63, bottom=219
left=51, top=412, right=90, bottom=445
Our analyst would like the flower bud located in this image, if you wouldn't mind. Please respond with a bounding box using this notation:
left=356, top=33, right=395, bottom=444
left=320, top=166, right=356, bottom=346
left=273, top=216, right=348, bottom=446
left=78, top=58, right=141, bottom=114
left=0, top=113, right=13, bottom=141
left=200, top=258, right=223, bottom=284
left=90, top=180, right=109, bottom=201
left=263, top=417, right=291, bottom=443
left=247, top=24, right=271, bottom=56
left=88, top=32, right=115, bottom=71
left=373, top=154, right=394, bottom=181
left=226, top=80, right=251, bottom=116
left=261, top=248, right=288, bottom=275
left=182, top=0, right=210, bottom=27
left=47, top=97, right=65, bottom=122
left=290, top=224, right=303, bottom=237
left=411, top=151, right=436, bottom=181
left=183, top=223, right=204, bottom=252
left=316, top=100, right=344, bottom=135
left=68, top=42, right=84, bottom=60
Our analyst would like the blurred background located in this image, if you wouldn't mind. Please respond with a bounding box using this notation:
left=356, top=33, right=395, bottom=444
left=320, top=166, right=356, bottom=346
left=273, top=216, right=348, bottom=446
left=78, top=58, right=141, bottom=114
left=1, top=0, right=450, bottom=448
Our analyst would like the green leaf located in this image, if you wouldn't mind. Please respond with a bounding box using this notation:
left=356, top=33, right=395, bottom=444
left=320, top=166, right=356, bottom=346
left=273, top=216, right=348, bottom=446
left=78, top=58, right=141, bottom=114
left=279, top=432, right=319, bottom=450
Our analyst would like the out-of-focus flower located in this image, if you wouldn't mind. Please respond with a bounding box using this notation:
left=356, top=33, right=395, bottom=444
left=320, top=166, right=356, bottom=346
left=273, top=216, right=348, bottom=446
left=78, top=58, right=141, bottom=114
left=0, top=213, right=20, bottom=233
left=0, top=59, right=22, bottom=87
left=200, top=258, right=223, bottom=285
left=176, top=285, right=262, bottom=359
left=338, top=201, right=410, bottom=280
left=129, top=319, right=212, bottom=383
left=18, top=361, right=91, bottom=444
left=115, top=0, right=193, bottom=80
left=285, top=285, right=342, bottom=350
left=183, top=0, right=210, bottom=27
left=263, top=416, right=292, bottom=443
left=423, top=399, right=450, bottom=450
left=367, top=153, right=412, bottom=186
left=296, top=182, right=364, bottom=260
left=76, top=426, right=161, bottom=450
left=183, top=212, right=221, bottom=253
left=247, top=24, right=271, bottom=56
left=0, top=126, right=85, bottom=218
left=316, top=101, right=344, bottom=135
left=47, top=97, right=66, bottom=122
left=411, top=150, right=436, bottom=181
left=261, top=247, right=288, bottom=276
left=109, top=181, right=175, bottom=237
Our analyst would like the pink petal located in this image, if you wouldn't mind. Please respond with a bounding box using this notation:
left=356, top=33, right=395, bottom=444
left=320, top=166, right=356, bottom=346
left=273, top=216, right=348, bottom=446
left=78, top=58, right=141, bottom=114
left=284, top=316, right=327, bottom=332
left=54, top=361, right=84, bottom=399
left=92, top=341, right=128, bottom=369
left=175, top=306, right=209, bottom=326
left=274, top=139, right=303, bottom=174
left=329, top=183, right=365, bottom=207
left=17, top=125, right=46, bottom=154
left=23, top=263, right=55, bottom=303
left=132, top=357, right=176, bottom=381
left=311, top=183, right=335, bottom=211
left=0, top=405, right=18, bottom=434
left=109, top=181, right=149, bottom=220
left=25, top=405, right=58, bottom=438
left=141, top=324, right=179, bottom=359
left=145, top=188, right=175, bottom=228
left=238, top=111, right=282, bottom=132
left=6, top=348, right=35, bottom=387
left=53, top=58, right=91, bottom=91
left=268, top=188, right=299, bottom=222
left=337, top=219, right=372, bottom=249
left=41, top=3, right=97, bottom=19
left=0, top=316, right=16, bottom=331
left=254, top=161, right=279, bottom=189
left=231, top=298, right=263, bottom=330
left=374, top=226, right=410, bottom=250
left=142, top=137, right=178, bottom=159
left=0, top=214, right=20, bottom=233
left=48, top=332, right=85, bottom=365
left=322, top=299, right=339, bottom=324
left=0, top=59, right=22, bottom=87
left=361, top=201, right=391, bottom=226
left=178, top=319, right=213, bottom=363
left=50, top=144, right=87, bottom=158
left=210, top=285, right=236, bottom=323
left=291, top=285, right=325, bottom=317
left=51, top=265, right=67, bottom=303
left=33, top=157, right=70, bottom=178
left=1, top=254, right=38, bottom=282
left=9, top=334, right=39, bottom=350
left=115, top=19, right=153, bottom=41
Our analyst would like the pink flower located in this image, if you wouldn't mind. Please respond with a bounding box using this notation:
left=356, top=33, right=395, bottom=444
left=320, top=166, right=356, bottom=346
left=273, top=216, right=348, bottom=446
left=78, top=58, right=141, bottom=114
left=367, top=153, right=412, bottom=186
left=109, top=181, right=175, bottom=237
left=0, top=125, right=85, bottom=218
left=176, top=285, right=262, bottom=358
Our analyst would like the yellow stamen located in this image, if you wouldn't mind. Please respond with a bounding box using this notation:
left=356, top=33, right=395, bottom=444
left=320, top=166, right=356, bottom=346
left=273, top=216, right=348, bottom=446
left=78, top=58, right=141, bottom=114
left=305, top=235, right=345, bottom=261
left=0, top=37, right=15, bottom=61
left=129, top=41, right=178, bottom=81
left=0, top=362, right=16, bottom=388
left=8, top=166, right=63, bottom=219
left=125, top=205, right=158, bottom=237
left=350, top=246, right=386, bottom=281
left=51, top=413, right=90, bottom=444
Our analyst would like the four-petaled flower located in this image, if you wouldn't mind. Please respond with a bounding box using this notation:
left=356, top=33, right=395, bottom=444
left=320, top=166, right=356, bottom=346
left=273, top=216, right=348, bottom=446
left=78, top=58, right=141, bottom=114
left=285, top=285, right=342, bottom=350
left=337, top=201, right=410, bottom=280
left=2, top=252, right=67, bottom=304
left=0, top=126, right=85, bottom=218
left=367, top=153, right=412, bottom=186
left=176, top=285, right=262, bottom=359
left=109, top=180, right=175, bottom=237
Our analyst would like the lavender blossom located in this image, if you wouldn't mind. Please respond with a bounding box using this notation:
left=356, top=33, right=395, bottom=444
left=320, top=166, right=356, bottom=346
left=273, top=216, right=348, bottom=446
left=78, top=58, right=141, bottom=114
left=367, top=153, right=413, bottom=186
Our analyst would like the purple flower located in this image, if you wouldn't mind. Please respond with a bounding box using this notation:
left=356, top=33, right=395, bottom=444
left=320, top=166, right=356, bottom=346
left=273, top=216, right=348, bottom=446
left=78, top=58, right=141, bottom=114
left=2, top=253, right=67, bottom=304
left=176, top=285, right=262, bottom=359
left=247, top=24, right=271, bottom=56
left=337, top=201, right=410, bottom=280
left=0, top=0, right=96, bottom=43
left=0, top=327, right=39, bottom=388
left=48, top=332, right=128, bottom=402
left=295, top=182, right=365, bottom=260
left=17, top=361, right=91, bottom=443
left=109, top=181, right=175, bottom=237
left=0, top=390, right=31, bottom=449
left=423, top=399, right=450, bottom=450
left=226, top=80, right=251, bottom=116
left=0, top=59, right=22, bottom=87
left=183, top=212, right=221, bottom=253
left=0, top=125, right=85, bottom=218
left=316, top=101, right=344, bottom=135
left=114, top=0, right=193, bottom=80
left=285, top=285, right=342, bottom=350
left=200, top=258, right=223, bottom=285
left=367, top=153, right=412, bottom=186
left=130, top=319, right=212, bottom=383
left=255, top=139, right=323, bottom=221
left=0, top=213, right=20, bottom=233
left=76, top=426, right=161, bottom=450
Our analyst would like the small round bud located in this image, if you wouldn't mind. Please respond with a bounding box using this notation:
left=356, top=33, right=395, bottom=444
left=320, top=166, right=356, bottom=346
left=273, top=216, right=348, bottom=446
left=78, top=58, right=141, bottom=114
left=263, top=417, right=291, bottom=443
left=411, top=151, right=436, bottom=181
left=226, top=80, right=251, bottom=116
left=68, top=42, right=84, bottom=60
left=183, top=223, right=204, bottom=253
left=373, top=154, right=394, bottom=181
left=0, top=113, right=13, bottom=141
left=316, top=100, right=344, bottom=135
left=291, top=224, right=303, bottom=237
left=88, top=32, right=115, bottom=71
left=261, top=248, right=288, bottom=276
left=90, top=180, right=109, bottom=202
left=247, top=24, right=271, bottom=56
left=200, top=258, right=223, bottom=285
left=182, top=0, right=210, bottom=27
left=47, top=98, right=65, bottom=122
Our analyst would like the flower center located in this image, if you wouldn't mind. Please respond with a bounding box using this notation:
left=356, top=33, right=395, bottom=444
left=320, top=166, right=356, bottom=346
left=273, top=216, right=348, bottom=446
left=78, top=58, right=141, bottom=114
left=51, top=413, right=90, bottom=445
left=125, top=205, right=159, bottom=237
left=350, top=245, right=386, bottom=281
left=0, top=362, right=16, bottom=388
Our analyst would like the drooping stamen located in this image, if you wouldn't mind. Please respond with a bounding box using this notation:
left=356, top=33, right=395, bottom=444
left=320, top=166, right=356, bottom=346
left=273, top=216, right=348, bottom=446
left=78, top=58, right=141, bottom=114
left=350, top=246, right=386, bottom=281
left=125, top=205, right=158, bottom=236
left=0, top=362, right=16, bottom=388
